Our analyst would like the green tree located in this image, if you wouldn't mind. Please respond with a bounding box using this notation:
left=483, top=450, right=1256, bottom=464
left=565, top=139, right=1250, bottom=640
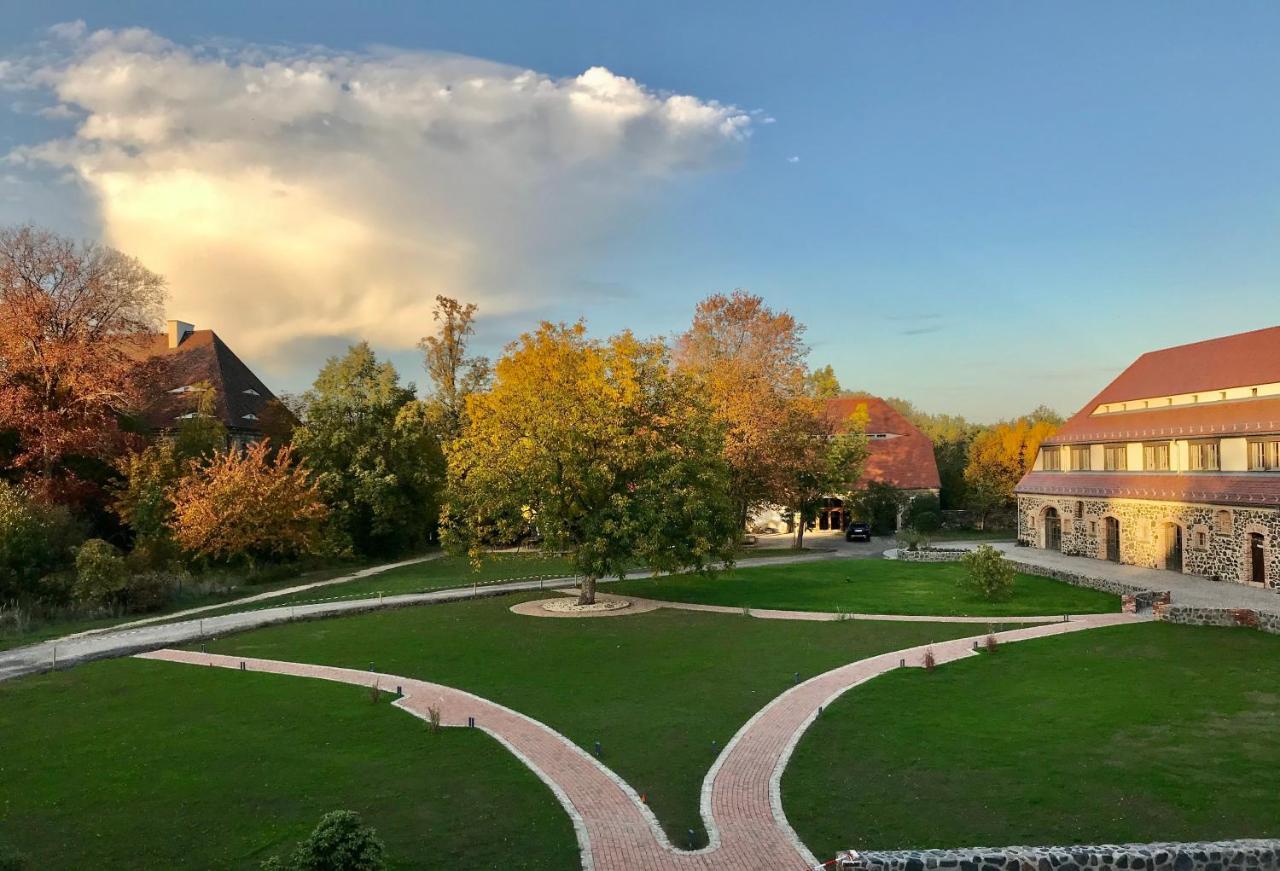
left=851, top=481, right=906, bottom=535
left=960, top=543, right=1015, bottom=600
left=0, top=481, right=82, bottom=601
left=418, top=295, right=492, bottom=443
left=775, top=403, right=869, bottom=549
left=172, top=382, right=228, bottom=461
left=806, top=364, right=841, bottom=398
left=445, top=322, right=738, bottom=605
left=903, top=490, right=943, bottom=533
left=292, top=344, right=445, bottom=556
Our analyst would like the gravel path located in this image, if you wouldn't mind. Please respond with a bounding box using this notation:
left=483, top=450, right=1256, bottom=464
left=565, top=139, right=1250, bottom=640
left=137, top=611, right=1143, bottom=870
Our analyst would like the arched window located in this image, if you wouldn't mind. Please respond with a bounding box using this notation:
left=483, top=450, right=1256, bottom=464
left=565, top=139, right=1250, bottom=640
left=1215, top=510, right=1232, bottom=536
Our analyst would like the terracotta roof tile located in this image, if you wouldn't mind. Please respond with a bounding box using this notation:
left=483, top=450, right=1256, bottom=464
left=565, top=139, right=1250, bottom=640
left=825, top=396, right=941, bottom=490
left=1015, top=471, right=1280, bottom=507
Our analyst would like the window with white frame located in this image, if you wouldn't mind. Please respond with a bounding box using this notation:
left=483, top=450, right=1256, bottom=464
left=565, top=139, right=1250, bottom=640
left=1042, top=446, right=1062, bottom=471
left=1247, top=438, right=1280, bottom=471
left=1069, top=446, right=1091, bottom=471
left=1103, top=445, right=1127, bottom=471
left=1143, top=443, right=1170, bottom=471
left=1188, top=440, right=1220, bottom=471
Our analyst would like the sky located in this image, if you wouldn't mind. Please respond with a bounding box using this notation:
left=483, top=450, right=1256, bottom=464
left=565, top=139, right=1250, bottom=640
left=2, top=1, right=1278, bottom=422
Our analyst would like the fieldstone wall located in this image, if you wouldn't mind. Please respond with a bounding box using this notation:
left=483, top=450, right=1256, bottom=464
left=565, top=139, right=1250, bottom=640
left=835, top=839, right=1280, bottom=871
left=1154, top=603, right=1280, bottom=636
left=897, top=548, right=970, bottom=563
left=1016, top=494, right=1280, bottom=590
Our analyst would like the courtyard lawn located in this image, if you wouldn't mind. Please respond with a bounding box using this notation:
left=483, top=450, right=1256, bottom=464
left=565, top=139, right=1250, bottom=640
left=606, top=558, right=1119, bottom=616
left=201, top=592, right=988, bottom=846
left=0, top=658, right=578, bottom=870
left=783, top=622, right=1280, bottom=858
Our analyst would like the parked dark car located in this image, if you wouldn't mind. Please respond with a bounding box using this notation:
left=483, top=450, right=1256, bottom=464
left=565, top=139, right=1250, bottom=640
left=845, top=520, right=872, bottom=542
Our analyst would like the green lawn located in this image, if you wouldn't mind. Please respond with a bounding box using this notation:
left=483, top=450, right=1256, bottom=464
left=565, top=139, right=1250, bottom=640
left=0, top=657, right=578, bottom=870
left=783, top=622, right=1280, bottom=857
left=923, top=529, right=1016, bottom=542
left=606, top=559, right=1119, bottom=617
left=201, top=592, right=987, bottom=846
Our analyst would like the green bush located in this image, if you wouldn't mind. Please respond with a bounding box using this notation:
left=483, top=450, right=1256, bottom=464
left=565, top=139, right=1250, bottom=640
left=73, top=539, right=129, bottom=608
left=903, top=492, right=942, bottom=533
left=0, top=481, right=82, bottom=601
left=959, top=543, right=1015, bottom=600
left=262, top=810, right=386, bottom=871
left=896, top=528, right=930, bottom=552
left=852, top=482, right=905, bottom=535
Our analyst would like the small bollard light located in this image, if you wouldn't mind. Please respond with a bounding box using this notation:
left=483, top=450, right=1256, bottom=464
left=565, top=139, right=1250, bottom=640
left=793, top=671, right=800, bottom=685
left=396, top=685, right=403, bottom=698
left=369, top=661, right=375, bottom=673
left=240, top=661, right=246, bottom=671
left=467, top=716, right=475, bottom=728
left=818, top=705, right=824, bottom=716
left=687, top=829, right=696, bottom=850
left=594, top=740, right=602, bottom=758
left=899, top=658, right=905, bottom=668
left=973, top=640, right=979, bottom=650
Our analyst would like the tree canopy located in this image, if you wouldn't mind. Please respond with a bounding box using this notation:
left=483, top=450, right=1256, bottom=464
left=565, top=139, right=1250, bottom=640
left=418, top=295, right=492, bottom=443
left=444, top=321, right=738, bottom=604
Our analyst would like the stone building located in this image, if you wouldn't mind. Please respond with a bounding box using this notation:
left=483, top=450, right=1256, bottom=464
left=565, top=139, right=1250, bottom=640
left=1015, top=326, right=1280, bottom=590
left=751, top=395, right=941, bottom=533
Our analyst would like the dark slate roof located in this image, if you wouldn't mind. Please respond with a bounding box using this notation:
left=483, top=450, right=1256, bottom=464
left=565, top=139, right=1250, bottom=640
left=124, top=330, right=282, bottom=435
left=824, top=396, right=942, bottom=490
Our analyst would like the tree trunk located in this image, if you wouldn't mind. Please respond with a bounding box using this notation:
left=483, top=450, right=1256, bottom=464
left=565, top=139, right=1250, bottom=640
left=794, top=516, right=806, bottom=550
left=577, top=575, right=598, bottom=606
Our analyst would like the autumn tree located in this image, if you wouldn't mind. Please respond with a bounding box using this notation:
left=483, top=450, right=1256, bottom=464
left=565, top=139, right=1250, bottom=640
left=172, top=381, right=228, bottom=461
left=418, top=295, right=492, bottom=442
left=964, top=415, right=1059, bottom=528
left=674, top=290, right=810, bottom=531
left=774, top=403, right=869, bottom=549
left=0, top=225, right=166, bottom=502
left=292, top=343, right=445, bottom=556
left=806, top=364, right=842, bottom=399
left=444, top=322, right=737, bottom=605
left=168, top=442, right=327, bottom=564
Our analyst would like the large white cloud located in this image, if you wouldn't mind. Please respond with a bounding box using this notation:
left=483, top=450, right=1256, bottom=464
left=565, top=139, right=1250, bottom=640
left=5, top=24, right=752, bottom=368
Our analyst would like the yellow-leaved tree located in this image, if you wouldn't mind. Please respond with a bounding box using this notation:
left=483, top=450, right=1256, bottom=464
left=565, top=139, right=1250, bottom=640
left=443, top=321, right=739, bottom=605
left=964, top=416, right=1059, bottom=528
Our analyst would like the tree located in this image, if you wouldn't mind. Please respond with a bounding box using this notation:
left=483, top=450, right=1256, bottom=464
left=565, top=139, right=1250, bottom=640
left=168, top=442, right=327, bottom=565
left=292, top=344, right=445, bottom=556
left=903, top=490, right=943, bottom=533
left=113, top=440, right=181, bottom=547
left=0, top=225, right=166, bottom=503
left=851, top=481, right=906, bottom=535
left=880, top=396, right=981, bottom=511
left=445, top=322, right=738, bottom=605
left=964, top=415, right=1059, bottom=528
left=172, top=381, right=228, bottom=461
left=806, top=364, right=841, bottom=398
left=960, top=543, right=1015, bottom=600
left=0, top=480, right=82, bottom=601
left=418, top=295, right=492, bottom=442
left=261, top=810, right=386, bottom=871
left=774, top=403, right=869, bottom=549
left=674, top=290, right=811, bottom=531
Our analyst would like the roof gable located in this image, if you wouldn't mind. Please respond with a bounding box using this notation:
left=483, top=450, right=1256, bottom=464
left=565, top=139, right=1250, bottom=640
left=826, top=395, right=941, bottom=490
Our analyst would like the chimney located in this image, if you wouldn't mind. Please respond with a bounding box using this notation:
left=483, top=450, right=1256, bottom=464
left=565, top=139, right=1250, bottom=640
left=167, top=320, right=194, bottom=349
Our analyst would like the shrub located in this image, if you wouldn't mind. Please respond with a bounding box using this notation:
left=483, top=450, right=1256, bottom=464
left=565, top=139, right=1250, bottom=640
left=0, top=844, right=28, bottom=871
left=903, top=492, right=942, bottom=533
left=960, top=543, right=1016, bottom=601
left=896, top=527, right=930, bottom=552
left=261, top=810, right=386, bottom=871
left=922, top=648, right=936, bottom=671
left=169, top=443, right=328, bottom=566
left=852, top=482, right=906, bottom=535
left=0, top=481, right=82, bottom=601
left=72, top=539, right=129, bottom=608
left=984, top=633, right=999, bottom=653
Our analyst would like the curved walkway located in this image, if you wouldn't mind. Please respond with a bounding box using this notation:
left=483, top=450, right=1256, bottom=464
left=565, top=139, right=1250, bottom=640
left=0, top=552, right=836, bottom=682
left=138, top=611, right=1143, bottom=870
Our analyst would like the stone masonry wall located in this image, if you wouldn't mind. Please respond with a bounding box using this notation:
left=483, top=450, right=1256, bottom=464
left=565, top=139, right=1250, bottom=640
left=1016, top=494, right=1280, bottom=591
left=1154, top=603, right=1280, bottom=636
left=896, top=547, right=1158, bottom=601
left=836, top=839, right=1280, bottom=871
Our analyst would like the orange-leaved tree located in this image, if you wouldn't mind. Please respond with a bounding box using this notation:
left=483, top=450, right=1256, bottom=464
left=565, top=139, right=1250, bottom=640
left=673, top=290, right=811, bottom=531
left=0, top=225, right=166, bottom=503
left=168, top=442, right=328, bottom=564
left=964, top=416, right=1059, bottom=528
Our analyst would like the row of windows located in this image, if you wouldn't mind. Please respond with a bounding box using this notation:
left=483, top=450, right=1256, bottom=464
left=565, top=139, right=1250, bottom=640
left=1042, top=438, right=1280, bottom=472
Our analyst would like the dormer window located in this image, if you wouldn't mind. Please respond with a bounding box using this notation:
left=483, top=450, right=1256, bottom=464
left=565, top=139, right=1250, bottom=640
left=243, top=389, right=260, bottom=396
left=168, top=385, right=197, bottom=394
left=242, top=413, right=259, bottom=421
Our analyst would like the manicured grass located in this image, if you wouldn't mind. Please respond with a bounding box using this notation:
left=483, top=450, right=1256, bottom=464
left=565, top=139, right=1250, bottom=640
left=924, top=529, right=1016, bottom=542
left=607, top=559, right=1119, bottom=617
left=783, top=622, right=1280, bottom=857
left=203, top=592, right=987, bottom=846
left=0, top=658, right=578, bottom=869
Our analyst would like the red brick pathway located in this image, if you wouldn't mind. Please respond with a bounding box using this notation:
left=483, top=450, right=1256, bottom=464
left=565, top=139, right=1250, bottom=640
left=137, top=612, right=1140, bottom=870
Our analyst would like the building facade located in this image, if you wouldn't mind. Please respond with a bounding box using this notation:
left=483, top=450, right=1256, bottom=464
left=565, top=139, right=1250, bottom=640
left=1015, top=326, right=1280, bottom=590
left=751, top=395, right=942, bottom=533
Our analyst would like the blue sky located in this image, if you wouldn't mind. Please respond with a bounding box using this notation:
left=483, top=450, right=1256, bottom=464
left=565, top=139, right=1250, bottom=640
left=2, top=1, right=1279, bottom=421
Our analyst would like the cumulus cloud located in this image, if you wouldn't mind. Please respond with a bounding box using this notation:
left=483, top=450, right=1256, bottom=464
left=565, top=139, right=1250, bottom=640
left=5, top=24, right=753, bottom=369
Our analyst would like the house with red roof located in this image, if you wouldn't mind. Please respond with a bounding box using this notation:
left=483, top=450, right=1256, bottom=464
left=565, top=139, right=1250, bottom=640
left=751, top=395, right=941, bottom=534
left=1015, top=326, right=1280, bottom=589
left=125, top=319, right=289, bottom=448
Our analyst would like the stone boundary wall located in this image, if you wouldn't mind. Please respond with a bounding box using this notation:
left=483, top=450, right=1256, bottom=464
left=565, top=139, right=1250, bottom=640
left=1154, top=603, right=1280, bottom=636
left=834, top=839, right=1280, bottom=871
left=896, top=548, right=970, bottom=563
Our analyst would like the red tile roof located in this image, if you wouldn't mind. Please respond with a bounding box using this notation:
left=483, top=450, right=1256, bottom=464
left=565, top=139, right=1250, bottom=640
left=825, top=396, right=941, bottom=490
left=123, top=330, right=283, bottom=435
left=1015, top=471, right=1280, bottom=507
left=1046, top=325, right=1280, bottom=445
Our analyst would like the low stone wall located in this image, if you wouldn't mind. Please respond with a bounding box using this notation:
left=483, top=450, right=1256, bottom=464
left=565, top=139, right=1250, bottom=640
left=835, top=839, right=1280, bottom=871
left=1155, top=603, right=1280, bottom=636
left=892, top=548, right=1159, bottom=604
left=896, top=548, right=969, bottom=563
